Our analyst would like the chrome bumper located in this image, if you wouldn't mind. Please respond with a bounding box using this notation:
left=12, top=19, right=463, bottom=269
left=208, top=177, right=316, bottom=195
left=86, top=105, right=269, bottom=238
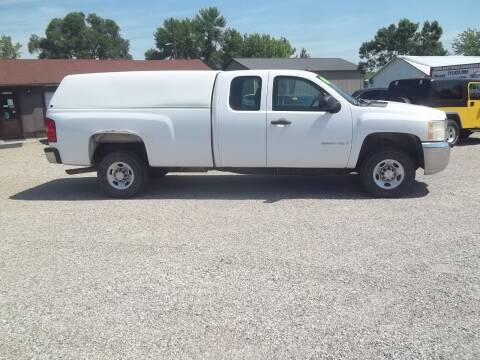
left=422, top=141, right=450, bottom=175
left=44, top=147, right=62, bottom=164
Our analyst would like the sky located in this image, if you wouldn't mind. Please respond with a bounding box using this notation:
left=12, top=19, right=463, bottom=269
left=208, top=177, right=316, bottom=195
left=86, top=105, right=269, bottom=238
left=0, top=0, right=478, bottom=63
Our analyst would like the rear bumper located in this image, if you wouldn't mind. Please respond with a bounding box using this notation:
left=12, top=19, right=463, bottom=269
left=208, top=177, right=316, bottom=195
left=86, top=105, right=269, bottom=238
left=44, top=147, right=62, bottom=164
left=422, top=141, right=450, bottom=175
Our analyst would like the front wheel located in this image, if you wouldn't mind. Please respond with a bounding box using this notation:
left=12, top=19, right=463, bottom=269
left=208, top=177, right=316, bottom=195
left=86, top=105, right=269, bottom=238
left=360, top=150, right=415, bottom=198
left=97, top=151, right=148, bottom=198
left=446, top=120, right=460, bottom=146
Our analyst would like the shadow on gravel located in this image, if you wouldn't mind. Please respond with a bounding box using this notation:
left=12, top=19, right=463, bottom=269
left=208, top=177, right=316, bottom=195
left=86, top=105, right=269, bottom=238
left=10, top=174, right=430, bottom=202
left=0, top=143, right=23, bottom=150
left=456, top=137, right=480, bottom=147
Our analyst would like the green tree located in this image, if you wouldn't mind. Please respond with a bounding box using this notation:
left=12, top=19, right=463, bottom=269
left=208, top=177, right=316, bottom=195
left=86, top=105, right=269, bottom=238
left=220, top=28, right=244, bottom=62
left=220, top=30, right=296, bottom=65
left=147, top=8, right=299, bottom=68
left=359, top=19, right=447, bottom=74
left=242, top=34, right=295, bottom=58
left=452, top=28, right=480, bottom=56
left=298, top=47, right=310, bottom=58
left=28, top=12, right=131, bottom=59
left=0, top=34, right=22, bottom=59
left=194, top=7, right=226, bottom=68
left=145, top=18, right=200, bottom=60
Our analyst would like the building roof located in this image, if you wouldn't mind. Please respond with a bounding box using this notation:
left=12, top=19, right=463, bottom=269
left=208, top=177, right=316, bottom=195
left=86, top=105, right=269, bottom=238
left=227, top=58, right=358, bottom=71
left=402, top=56, right=480, bottom=72
left=0, top=59, right=210, bottom=86
left=372, top=56, right=480, bottom=79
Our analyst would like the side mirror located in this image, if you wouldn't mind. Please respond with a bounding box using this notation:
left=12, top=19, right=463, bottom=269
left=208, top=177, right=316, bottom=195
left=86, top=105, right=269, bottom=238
left=320, top=95, right=341, bottom=113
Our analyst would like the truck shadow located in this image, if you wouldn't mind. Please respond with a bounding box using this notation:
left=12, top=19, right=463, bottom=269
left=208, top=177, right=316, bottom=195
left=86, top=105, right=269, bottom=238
left=10, top=174, right=430, bottom=202
left=456, top=136, right=480, bottom=147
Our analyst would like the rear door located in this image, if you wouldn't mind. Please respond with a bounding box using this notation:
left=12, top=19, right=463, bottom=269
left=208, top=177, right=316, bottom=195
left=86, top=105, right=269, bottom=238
left=266, top=74, right=352, bottom=168
left=467, top=82, right=480, bottom=129
left=0, top=92, right=23, bottom=139
left=212, top=72, right=267, bottom=167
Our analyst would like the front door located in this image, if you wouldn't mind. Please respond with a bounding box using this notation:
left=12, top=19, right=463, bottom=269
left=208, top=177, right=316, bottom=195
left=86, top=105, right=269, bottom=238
left=0, top=92, right=23, bottom=139
left=467, top=82, right=480, bottom=129
left=266, top=75, right=352, bottom=168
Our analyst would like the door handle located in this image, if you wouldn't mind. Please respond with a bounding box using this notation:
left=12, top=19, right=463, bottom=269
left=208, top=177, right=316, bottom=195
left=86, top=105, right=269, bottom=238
left=471, top=101, right=475, bottom=107
left=271, top=119, right=291, bottom=126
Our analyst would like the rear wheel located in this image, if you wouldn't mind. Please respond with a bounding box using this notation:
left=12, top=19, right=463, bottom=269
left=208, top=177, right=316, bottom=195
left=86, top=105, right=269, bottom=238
left=446, top=120, right=460, bottom=146
left=98, top=151, right=148, bottom=198
left=360, top=150, right=415, bottom=198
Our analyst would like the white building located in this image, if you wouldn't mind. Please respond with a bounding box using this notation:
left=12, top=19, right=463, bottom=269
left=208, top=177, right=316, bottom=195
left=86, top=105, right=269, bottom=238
left=369, top=56, right=480, bottom=88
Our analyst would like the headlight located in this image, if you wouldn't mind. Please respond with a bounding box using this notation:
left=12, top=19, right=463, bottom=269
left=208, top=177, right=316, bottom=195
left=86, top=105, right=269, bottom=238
left=428, top=120, right=446, bottom=141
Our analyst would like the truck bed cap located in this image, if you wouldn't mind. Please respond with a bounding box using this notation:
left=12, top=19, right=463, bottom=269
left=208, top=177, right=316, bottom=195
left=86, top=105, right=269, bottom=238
left=50, top=70, right=220, bottom=109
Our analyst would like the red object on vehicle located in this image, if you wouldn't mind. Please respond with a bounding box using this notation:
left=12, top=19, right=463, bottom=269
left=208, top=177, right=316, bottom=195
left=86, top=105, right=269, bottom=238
left=44, top=118, right=57, bottom=142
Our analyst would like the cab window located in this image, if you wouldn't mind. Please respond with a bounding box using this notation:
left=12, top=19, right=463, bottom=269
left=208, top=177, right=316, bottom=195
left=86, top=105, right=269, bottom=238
left=470, top=83, right=480, bottom=100
left=229, top=76, right=262, bottom=111
left=273, top=76, right=327, bottom=111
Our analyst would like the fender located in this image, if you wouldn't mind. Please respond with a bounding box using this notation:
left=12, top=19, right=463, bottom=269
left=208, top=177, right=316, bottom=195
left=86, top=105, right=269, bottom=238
left=445, top=112, right=463, bottom=128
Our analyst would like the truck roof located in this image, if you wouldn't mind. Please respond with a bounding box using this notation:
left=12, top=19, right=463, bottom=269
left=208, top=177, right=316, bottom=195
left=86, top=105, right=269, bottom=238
left=49, top=69, right=320, bottom=110
left=50, top=70, right=221, bottom=109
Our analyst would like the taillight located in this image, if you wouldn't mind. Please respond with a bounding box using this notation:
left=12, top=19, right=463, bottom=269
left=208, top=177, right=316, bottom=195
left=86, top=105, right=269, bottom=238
left=44, top=118, right=57, bottom=142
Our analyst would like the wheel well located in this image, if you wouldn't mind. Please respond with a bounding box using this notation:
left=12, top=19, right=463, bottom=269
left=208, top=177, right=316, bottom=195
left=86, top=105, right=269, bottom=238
left=357, top=133, right=424, bottom=169
left=90, top=133, right=148, bottom=166
left=446, top=113, right=462, bottom=128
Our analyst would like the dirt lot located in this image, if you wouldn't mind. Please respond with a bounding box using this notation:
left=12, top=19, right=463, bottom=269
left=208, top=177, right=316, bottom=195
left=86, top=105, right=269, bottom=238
left=1, top=137, right=479, bottom=359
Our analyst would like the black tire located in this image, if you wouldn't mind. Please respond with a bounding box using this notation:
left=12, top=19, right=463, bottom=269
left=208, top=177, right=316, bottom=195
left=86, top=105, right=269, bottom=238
left=97, top=151, right=148, bottom=198
left=459, top=130, right=472, bottom=140
left=360, top=150, right=415, bottom=198
left=446, top=120, right=460, bottom=146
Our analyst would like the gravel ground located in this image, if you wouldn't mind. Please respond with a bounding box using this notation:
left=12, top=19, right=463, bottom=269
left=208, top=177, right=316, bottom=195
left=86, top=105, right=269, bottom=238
left=1, top=137, right=479, bottom=359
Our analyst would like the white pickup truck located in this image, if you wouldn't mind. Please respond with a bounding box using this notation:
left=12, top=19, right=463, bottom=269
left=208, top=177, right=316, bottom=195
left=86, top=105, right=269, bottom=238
left=44, top=70, right=450, bottom=198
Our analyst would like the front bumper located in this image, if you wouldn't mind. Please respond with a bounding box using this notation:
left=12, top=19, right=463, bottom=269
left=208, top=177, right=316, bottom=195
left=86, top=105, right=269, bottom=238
left=422, top=141, right=450, bottom=175
left=44, top=147, right=62, bottom=164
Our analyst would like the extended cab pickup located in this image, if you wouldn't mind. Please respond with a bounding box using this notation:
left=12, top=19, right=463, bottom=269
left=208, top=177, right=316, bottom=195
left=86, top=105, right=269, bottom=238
left=44, top=70, right=450, bottom=198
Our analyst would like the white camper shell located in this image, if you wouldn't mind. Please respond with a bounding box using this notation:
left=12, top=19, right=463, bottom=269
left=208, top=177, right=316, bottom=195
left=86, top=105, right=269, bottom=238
left=51, top=71, right=220, bottom=109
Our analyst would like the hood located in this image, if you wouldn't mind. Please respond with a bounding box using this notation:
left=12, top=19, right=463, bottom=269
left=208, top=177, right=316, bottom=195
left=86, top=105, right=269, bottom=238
left=382, top=101, right=446, bottom=121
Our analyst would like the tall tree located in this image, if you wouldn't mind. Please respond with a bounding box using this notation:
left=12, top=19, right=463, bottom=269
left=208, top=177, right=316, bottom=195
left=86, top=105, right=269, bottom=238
left=220, top=30, right=296, bottom=65
left=28, top=12, right=131, bottom=59
left=147, top=8, right=300, bottom=68
left=0, top=34, right=22, bottom=59
left=194, top=7, right=226, bottom=68
left=358, top=19, right=447, bottom=74
left=242, top=34, right=295, bottom=58
left=220, top=28, right=244, bottom=62
left=452, top=28, right=480, bottom=56
left=298, top=47, right=310, bottom=58
left=145, top=18, right=200, bottom=60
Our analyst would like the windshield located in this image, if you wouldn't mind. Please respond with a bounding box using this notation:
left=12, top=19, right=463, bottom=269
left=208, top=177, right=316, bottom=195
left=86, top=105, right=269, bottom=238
left=317, top=76, right=359, bottom=105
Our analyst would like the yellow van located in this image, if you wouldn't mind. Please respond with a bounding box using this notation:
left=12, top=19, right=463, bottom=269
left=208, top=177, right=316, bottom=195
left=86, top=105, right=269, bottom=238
left=388, top=79, right=480, bottom=145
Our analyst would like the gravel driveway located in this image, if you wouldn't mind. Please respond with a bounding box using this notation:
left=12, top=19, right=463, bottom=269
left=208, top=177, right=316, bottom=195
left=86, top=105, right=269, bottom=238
left=1, top=137, right=479, bottom=359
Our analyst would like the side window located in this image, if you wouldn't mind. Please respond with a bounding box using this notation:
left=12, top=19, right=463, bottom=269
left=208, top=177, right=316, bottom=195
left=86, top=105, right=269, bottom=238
left=229, top=76, right=262, bottom=111
left=431, top=81, right=465, bottom=101
left=273, top=76, right=327, bottom=111
left=470, top=83, right=480, bottom=100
